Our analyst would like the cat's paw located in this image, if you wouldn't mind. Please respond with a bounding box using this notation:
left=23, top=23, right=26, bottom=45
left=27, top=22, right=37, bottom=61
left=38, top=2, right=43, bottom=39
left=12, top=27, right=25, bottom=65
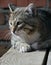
left=19, top=45, right=31, bottom=53
left=14, top=42, right=31, bottom=53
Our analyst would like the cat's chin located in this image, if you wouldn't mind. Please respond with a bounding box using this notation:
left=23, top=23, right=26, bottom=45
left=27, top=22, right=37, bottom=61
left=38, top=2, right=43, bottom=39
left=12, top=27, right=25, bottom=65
left=11, top=31, right=17, bottom=37
left=11, top=31, right=17, bottom=36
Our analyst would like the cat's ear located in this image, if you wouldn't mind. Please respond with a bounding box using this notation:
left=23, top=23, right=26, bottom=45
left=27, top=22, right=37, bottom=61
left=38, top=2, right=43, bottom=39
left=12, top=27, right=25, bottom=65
left=25, top=3, right=37, bottom=16
left=8, top=3, right=17, bottom=13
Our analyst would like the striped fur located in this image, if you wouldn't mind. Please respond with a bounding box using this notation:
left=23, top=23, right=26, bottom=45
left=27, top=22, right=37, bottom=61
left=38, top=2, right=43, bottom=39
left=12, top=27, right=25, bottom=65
left=9, top=3, right=51, bottom=52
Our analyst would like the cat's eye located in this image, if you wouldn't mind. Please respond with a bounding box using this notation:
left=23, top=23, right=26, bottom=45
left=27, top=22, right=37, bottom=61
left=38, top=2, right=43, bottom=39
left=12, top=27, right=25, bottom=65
left=10, top=23, right=12, bottom=25
left=17, top=21, right=22, bottom=25
left=26, top=10, right=29, bottom=13
left=17, top=22, right=20, bottom=25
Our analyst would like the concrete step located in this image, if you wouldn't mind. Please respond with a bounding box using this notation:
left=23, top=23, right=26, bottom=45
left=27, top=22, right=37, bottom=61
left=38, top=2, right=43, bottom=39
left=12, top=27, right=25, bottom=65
left=0, top=47, right=46, bottom=65
left=47, top=51, right=51, bottom=65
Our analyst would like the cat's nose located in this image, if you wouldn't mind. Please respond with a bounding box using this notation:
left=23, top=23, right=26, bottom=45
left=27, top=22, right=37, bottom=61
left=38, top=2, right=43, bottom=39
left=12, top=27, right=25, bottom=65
left=11, top=26, right=14, bottom=33
left=13, top=26, right=17, bottom=33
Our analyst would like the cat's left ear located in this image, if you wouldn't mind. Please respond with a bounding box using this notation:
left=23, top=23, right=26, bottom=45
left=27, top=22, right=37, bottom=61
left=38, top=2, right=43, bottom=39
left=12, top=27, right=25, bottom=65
left=8, top=3, right=17, bottom=13
left=25, top=3, right=37, bottom=16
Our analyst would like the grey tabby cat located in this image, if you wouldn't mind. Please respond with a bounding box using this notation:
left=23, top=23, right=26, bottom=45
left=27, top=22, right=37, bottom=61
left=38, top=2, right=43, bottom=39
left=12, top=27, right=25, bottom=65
left=8, top=3, right=51, bottom=53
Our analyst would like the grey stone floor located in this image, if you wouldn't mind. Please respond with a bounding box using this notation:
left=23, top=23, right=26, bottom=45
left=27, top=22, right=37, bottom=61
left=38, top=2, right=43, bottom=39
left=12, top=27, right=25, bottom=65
left=0, top=47, right=46, bottom=65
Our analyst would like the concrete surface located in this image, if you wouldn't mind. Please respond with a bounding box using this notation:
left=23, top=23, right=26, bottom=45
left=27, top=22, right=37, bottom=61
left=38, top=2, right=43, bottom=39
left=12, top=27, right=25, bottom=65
left=47, top=51, right=51, bottom=65
left=0, top=47, right=46, bottom=65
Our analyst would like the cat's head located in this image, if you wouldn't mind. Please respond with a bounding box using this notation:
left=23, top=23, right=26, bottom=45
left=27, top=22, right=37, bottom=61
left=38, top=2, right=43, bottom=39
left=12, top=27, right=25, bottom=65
left=8, top=3, right=39, bottom=35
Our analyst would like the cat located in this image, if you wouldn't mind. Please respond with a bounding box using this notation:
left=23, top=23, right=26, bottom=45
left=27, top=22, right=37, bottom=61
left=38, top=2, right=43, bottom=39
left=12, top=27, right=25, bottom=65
left=8, top=3, right=51, bottom=53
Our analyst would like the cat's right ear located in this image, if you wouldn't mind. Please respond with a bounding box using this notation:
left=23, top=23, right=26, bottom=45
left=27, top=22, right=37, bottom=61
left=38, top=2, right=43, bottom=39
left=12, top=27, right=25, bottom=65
left=8, top=3, right=17, bottom=13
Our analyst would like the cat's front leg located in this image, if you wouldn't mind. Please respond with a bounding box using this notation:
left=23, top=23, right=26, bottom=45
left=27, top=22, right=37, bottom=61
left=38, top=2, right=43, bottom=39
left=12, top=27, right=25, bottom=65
left=31, top=42, right=39, bottom=50
left=31, top=39, right=51, bottom=50
left=31, top=42, right=46, bottom=50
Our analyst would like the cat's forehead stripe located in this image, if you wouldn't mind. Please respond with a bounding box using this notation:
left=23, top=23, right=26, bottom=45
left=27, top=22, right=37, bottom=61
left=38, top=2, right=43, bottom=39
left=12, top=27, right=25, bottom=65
left=10, top=8, right=25, bottom=22
left=14, top=8, right=25, bottom=15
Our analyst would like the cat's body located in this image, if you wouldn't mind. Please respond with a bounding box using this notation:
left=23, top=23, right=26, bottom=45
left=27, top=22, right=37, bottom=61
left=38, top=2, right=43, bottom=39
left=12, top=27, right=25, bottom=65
left=8, top=3, right=51, bottom=52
